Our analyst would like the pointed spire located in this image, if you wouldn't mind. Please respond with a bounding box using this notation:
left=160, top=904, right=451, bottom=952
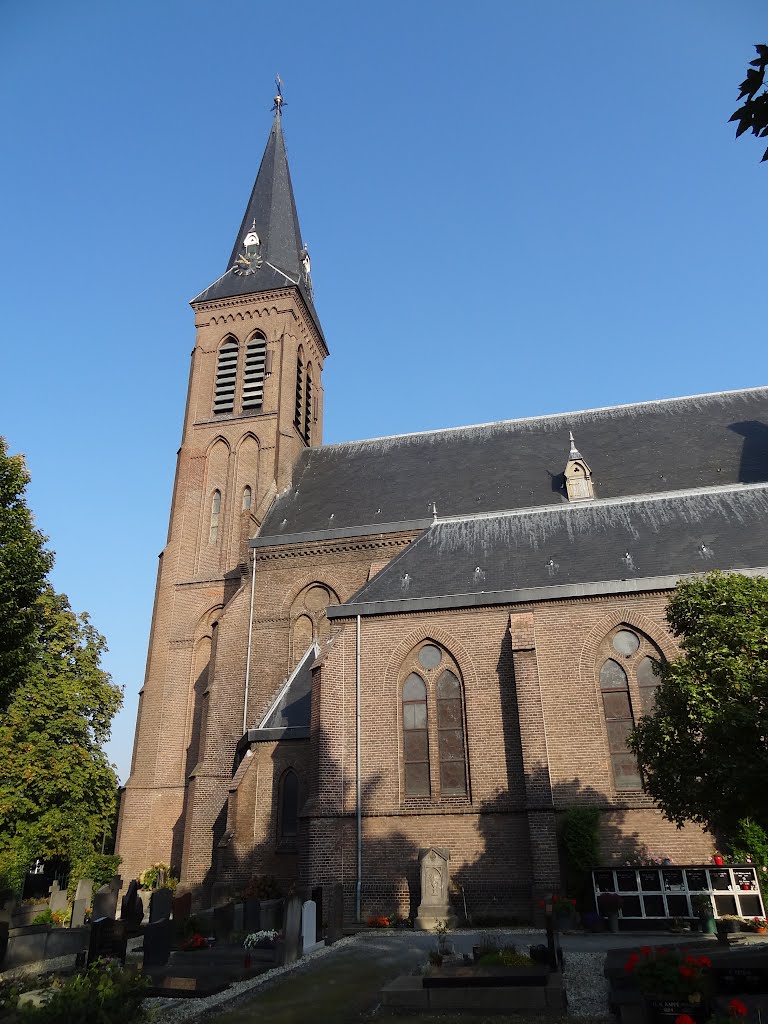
left=568, top=430, right=582, bottom=459
left=192, top=102, right=323, bottom=341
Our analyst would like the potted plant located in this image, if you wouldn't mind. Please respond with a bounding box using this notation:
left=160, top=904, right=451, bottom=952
left=716, top=914, right=742, bottom=936
left=552, top=895, right=578, bottom=930
left=624, top=947, right=711, bottom=1024
left=750, top=916, right=767, bottom=934
left=598, top=892, right=624, bottom=933
left=691, top=894, right=716, bottom=935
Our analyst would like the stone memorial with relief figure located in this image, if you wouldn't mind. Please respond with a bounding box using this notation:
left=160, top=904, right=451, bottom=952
left=415, top=847, right=457, bottom=930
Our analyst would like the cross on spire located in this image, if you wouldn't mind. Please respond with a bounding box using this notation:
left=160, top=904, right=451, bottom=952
left=272, top=74, right=285, bottom=116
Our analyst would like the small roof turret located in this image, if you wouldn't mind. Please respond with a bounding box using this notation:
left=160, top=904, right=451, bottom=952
left=564, top=430, right=594, bottom=502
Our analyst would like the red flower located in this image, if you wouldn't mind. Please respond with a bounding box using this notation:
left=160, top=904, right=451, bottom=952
left=624, top=953, right=640, bottom=973
left=697, top=956, right=711, bottom=968
left=675, top=1015, right=697, bottom=1024
left=729, top=999, right=748, bottom=1017
left=640, top=946, right=652, bottom=955
left=679, top=965, right=695, bottom=979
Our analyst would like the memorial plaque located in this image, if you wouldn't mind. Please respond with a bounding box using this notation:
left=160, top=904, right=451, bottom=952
left=733, top=869, right=757, bottom=891
left=616, top=870, right=638, bottom=892
left=714, top=895, right=738, bottom=916
left=662, top=869, right=684, bottom=891
left=594, top=870, right=614, bottom=891
left=643, top=895, right=665, bottom=917
left=621, top=895, right=642, bottom=917
left=685, top=869, right=708, bottom=891
left=647, top=998, right=707, bottom=1024
left=640, top=869, right=661, bottom=892
left=667, top=895, right=689, bottom=917
left=713, top=964, right=768, bottom=994
left=710, top=870, right=731, bottom=890
left=738, top=894, right=762, bottom=917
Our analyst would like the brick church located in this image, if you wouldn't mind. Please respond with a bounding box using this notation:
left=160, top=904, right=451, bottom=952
left=116, top=105, right=768, bottom=920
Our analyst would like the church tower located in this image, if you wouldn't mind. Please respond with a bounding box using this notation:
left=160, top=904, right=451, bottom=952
left=116, top=100, right=327, bottom=887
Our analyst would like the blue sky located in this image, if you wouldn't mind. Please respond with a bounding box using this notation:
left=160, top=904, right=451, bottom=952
left=2, top=1, right=765, bottom=782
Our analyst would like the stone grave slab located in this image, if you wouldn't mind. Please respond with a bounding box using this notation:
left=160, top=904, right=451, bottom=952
left=281, top=895, right=302, bottom=964
left=172, top=891, right=192, bottom=923
left=327, top=882, right=344, bottom=943
left=415, top=847, right=457, bottom=930
left=301, top=899, right=323, bottom=953
left=70, top=900, right=87, bottom=929
left=92, top=884, right=118, bottom=921
left=48, top=881, right=68, bottom=914
left=74, top=878, right=93, bottom=904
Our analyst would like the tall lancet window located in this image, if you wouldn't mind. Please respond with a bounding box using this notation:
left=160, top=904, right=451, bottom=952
left=209, top=490, right=221, bottom=544
left=242, top=333, right=266, bottom=414
left=293, top=348, right=304, bottom=430
left=303, top=364, right=313, bottom=444
left=213, top=338, right=238, bottom=415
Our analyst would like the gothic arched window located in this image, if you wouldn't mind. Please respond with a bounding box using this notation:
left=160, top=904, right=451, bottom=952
left=209, top=490, right=221, bottom=544
left=400, top=642, right=468, bottom=800
left=598, top=627, right=663, bottom=791
left=403, top=673, right=430, bottom=796
left=242, top=485, right=252, bottom=511
left=278, top=768, right=299, bottom=846
left=213, top=338, right=238, bottom=415
left=242, top=333, right=266, bottom=414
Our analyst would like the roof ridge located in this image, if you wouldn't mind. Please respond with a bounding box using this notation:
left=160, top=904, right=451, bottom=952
left=318, top=384, right=768, bottom=450
left=432, top=480, right=768, bottom=527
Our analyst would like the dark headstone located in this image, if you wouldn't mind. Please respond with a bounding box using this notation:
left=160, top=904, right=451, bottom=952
left=93, top=884, right=118, bottom=921
left=311, top=886, right=323, bottom=942
left=143, top=918, right=172, bottom=968
left=244, top=897, right=261, bottom=931
left=281, top=895, right=302, bottom=965
left=258, top=899, right=283, bottom=933
left=172, top=891, right=192, bottom=923
left=327, top=882, right=344, bottom=943
left=149, top=887, right=173, bottom=924
left=213, top=903, right=235, bottom=941
left=87, top=918, right=127, bottom=965
left=120, top=880, right=145, bottom=930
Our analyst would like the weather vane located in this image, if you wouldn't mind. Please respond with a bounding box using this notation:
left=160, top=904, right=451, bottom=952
left=272, top=74, right=285, bottom=115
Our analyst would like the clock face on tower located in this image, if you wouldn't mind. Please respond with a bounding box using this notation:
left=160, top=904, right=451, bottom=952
left=233, top=252, right=263, bottom=276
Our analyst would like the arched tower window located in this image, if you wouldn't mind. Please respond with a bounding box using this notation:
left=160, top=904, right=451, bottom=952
left=209, top=490, right=221, bottom=544
left=399, top=642, right=468, bottom=800
left=242, top=333, right=266, bottom=414
left=597, top=627, right=663, bottom=791
left=213, top=338, right=238, bottom=415
left=402, top=673, right=430, bottom=796
left=303, top=363, right=313, bottom=444
left=278, top=768, right=299, bottom=845
left=293, top=348, right=304, bottom=430
left=242, top=485, right=252, bottom=511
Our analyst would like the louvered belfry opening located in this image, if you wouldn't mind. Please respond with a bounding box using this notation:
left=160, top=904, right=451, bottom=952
left=242, top=334, right=267, bottom=414
left=213, top=338, right=238, bottom=414
left=303, top=365, right=313, bottom=444
left=294, top=351, right=304, bottom=429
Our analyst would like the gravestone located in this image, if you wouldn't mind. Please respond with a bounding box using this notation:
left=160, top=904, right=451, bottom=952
left=233, top=902, right=245, bottom=934
left=213, top=902, right=235, bottom=941
left=87, top=918, right=127, bottom=965
left=259, top=898, right=283, bottom=933
left=281, top=895, right=302, bottom=965
left=311, top=886, right=323, bottom=942
left=92, top=884, right=118, bottom=921
left=544, top=905, right=563, bottom=971
left=48, top=881, right=68, bottom=914
left=74, top=878, right=93, bottom=904
left=149, top=887, right=173, bottom=924
left=301, top=900, right=323, bottom=954
left=244, top=897, right=261, bottom=931
left=70, top=900, right=87, bottom=929
left=120, top=880, right=145, bottom=930
left=143, top=918, right=172, bottom=967
left=172, top=891, right=192, bottom=924
left=327, top=883, right=344, bottom=943
left=414, top=847, right=457, bottom=930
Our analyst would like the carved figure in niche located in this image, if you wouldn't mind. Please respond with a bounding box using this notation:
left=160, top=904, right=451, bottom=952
left=415, top=847, right=457, bottom=930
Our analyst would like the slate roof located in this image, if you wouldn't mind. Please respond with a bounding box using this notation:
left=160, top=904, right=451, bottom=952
left=327, top=484, right=768, bottom=617
left=191, top=113, right=324, bottom=344
left=257, top=387, right=768, bottom=543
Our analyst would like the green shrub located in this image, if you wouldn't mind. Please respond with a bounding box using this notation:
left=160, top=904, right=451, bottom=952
left=31, top=909, right=56, bottom=927
left=67, top=853, right=122, bottom=902
left=560, top=807, right=600, bottom=873
left=477, top=948, right=534, bottom=967
left=18, top=960, right=148, bottom=1023
left=137, top=862, right=178, bottom=893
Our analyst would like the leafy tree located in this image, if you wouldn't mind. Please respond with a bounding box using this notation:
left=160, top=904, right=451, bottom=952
left=0, top=587, right=122, bottom=892
left=0, top=438, right=53, bottom=710
left=630, top=571, right=768, bottom=838
left=730, top=44, right=768, bottom=163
